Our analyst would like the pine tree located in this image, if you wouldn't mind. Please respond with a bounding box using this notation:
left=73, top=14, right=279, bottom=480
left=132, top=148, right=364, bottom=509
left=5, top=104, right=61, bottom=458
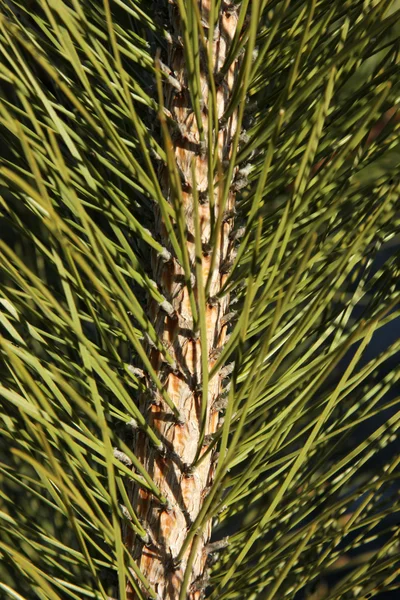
left=0, top=1, right=399, bottom=600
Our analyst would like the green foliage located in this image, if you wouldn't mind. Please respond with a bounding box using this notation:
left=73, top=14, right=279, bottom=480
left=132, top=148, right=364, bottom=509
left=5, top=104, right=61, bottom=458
left=0, top=1, right=399, bottom=599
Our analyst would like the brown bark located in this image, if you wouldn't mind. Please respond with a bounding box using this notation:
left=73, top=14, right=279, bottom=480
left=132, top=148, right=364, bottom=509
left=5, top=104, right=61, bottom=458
left=125, top=2, right=240, bottom=598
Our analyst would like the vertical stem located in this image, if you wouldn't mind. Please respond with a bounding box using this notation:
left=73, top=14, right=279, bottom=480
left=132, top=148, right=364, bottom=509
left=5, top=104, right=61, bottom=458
left=125, top=2, right=241, bottom=598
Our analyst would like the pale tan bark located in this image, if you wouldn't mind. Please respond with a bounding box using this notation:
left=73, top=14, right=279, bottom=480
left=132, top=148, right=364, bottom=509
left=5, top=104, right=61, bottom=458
left=125, top=3, right=240, bottom=598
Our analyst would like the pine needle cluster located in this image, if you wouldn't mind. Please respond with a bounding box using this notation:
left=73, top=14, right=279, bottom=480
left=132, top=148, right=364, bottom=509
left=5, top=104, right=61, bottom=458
left=0, top=1, right=399, bottom=599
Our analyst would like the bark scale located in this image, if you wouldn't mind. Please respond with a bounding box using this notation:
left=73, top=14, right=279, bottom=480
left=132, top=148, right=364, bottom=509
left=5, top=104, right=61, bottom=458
left=125, top=3, right=240, bottom=598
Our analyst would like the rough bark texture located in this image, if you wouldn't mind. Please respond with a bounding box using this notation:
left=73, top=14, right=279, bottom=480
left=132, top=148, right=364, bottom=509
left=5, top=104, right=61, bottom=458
left=125, top=2, right=240, bottom=598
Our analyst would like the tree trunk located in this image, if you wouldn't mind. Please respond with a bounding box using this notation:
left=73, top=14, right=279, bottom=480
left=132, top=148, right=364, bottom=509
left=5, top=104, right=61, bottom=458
left=125, top=2, right=240, bottom=598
